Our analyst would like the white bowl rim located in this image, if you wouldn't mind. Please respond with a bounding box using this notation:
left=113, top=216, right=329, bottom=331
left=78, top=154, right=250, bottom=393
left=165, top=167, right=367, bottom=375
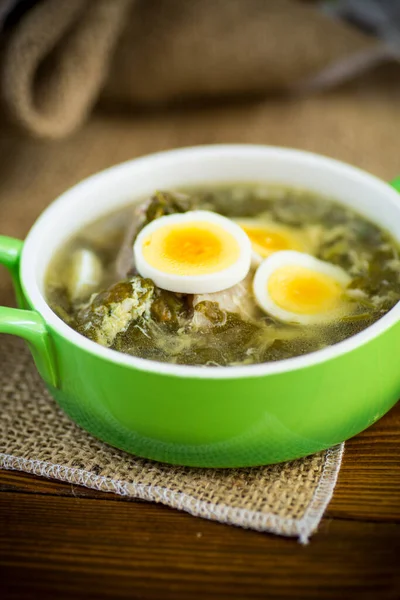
left=20, top=144, right=400, bottom=380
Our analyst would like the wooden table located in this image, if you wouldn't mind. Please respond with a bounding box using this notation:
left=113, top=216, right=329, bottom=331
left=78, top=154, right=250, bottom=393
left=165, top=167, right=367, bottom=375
left=1, top=400, right=399, bottom=599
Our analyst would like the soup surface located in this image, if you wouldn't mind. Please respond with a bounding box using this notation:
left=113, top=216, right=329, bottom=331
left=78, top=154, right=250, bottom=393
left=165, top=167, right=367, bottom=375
left=46, top=184, right=400, bottom=366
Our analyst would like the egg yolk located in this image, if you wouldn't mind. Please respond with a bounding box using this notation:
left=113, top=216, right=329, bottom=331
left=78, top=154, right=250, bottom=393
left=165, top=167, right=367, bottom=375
left=142, top=221, right=240, bottom=276
left=268, top=266, right=343, bottom=315
left=241, top=225, right=302, bottom=257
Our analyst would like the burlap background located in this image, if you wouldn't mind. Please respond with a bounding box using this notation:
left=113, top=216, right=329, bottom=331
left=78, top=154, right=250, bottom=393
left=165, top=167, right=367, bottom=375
left=0, top=65, right=399, bottom=541
left=1, top=0, right=392, bottom=139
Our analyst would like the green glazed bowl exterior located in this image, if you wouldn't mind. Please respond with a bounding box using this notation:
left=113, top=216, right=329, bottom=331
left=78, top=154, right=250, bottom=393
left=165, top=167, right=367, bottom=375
left=0, top=145, right=399, bottom=467
left=45, top=319, right=399, bottom=467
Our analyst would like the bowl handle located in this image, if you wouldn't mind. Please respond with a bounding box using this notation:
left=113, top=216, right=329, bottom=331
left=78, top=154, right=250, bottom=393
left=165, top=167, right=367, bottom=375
left=391, top=177, right=400, bottom=193
left=0, top=235, right=57, bottom=387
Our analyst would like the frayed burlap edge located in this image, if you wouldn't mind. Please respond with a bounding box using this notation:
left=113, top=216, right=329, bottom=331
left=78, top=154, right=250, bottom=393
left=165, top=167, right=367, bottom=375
left=0, top=444, right=343, bottom=543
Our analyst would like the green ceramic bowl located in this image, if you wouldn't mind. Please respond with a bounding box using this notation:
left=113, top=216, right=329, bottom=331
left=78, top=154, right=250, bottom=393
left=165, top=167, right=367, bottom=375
left=1, top=145, right=399, bottom=467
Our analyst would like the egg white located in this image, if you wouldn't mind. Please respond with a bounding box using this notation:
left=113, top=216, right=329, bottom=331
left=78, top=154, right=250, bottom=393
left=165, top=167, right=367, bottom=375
left=67, top=248, right=103, bottom=302
left=134, top=210, right=252, bottom=294
left=253, top=250, right=351, bottom=325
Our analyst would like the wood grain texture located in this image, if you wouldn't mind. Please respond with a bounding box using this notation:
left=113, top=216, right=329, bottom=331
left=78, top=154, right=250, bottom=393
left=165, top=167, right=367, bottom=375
left=1, top=492, right=399, bottom=600
left=328, top=402, right=400, bottom=521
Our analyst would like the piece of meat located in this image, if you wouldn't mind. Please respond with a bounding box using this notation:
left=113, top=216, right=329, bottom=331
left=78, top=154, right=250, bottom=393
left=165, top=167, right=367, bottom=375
left=114, top=191, right=195, bottom=279
left=114, top=198, right=152, bottom=279
left=192, top=273, right=256, bottom=327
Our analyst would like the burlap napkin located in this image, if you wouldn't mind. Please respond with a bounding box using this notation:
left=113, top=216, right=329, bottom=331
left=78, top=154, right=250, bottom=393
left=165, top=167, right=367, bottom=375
left=0, top=0, right=391, bottom=139
left=0, top=335, right=343, bottom=543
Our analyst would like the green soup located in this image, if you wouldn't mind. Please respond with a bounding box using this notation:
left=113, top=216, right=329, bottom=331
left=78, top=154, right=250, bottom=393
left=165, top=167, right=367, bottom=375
left=45, top=184, right=400, bottom=366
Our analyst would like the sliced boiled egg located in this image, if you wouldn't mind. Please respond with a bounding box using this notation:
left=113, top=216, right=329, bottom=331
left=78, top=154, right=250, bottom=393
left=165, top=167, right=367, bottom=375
left=253, top=251, right=351, bottom=325
left=236, top=219, right=310, bottom=265
left=134, top=210, right=252, bottom=294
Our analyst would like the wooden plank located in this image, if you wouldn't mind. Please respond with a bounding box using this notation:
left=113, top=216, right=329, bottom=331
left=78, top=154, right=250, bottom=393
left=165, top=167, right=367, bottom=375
left=0, top=492, right=399, bottom=600
left=1, top=401, right=399, bottom=522
left=328, top=401, right=400, bottom=521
